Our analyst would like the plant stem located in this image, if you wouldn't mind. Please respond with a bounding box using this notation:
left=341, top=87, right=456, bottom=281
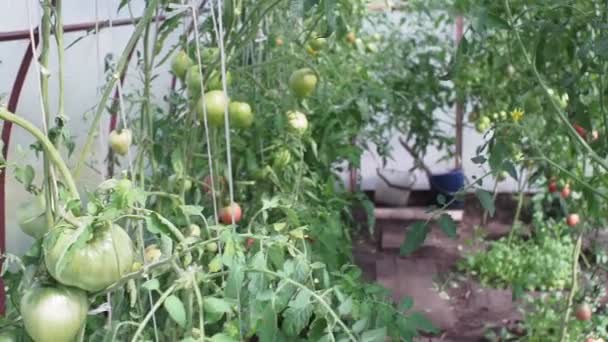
left=0, top=109, right=79, bottom=200
left=41, top=0, right=55, bottom=228
left=559, top=233, right=582, bottom=342
left=130, top=284, right=177, bottom=342
left=192, top=275, right=206, bottom=340
left=55, top=0, right=65, bottom=118
left=73, top=0, right=159, bottom=179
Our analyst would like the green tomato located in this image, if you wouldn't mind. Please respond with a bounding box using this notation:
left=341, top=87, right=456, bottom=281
left=109, top=129, right=132, bottom=156
left=186, top=65, right=203, bottom=96
left=289, top=68, right=318, bottom=98
left=206, top=242, right=218, bottom=253
left=21, top=285, right=88, bottom=342
left=16, top=195, right=47, bottom=239
left=171, top=50, right=193, bottom=80
left=197, top=90, right=229, bottom=127
left=286, top=110, right=308, bottom=135
left=169, top=175, right=192, bottom=192
left=309, top=37, right=327, bottom=51
left=207, top=71, right=232, bottom=91
left=228, top=101, right=254, bottom=129
left=273, top=149, right=292, bottom=169
left=44, top=223, right=134, bottom=292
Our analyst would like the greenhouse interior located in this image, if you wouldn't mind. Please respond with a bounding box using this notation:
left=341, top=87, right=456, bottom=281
left=0, top=0, right=606, bottom=341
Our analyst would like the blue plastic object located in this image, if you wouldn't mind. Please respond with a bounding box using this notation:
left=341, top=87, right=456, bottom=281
left=429, top=169, right=465, bottom=208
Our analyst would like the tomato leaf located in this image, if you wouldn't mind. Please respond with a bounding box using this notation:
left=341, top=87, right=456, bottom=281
left=399, top=222, right=429, bottom=256
left=180, top=205, right=204, bottom=218
left=204, top=297, right=234, bottom=315
left=408, top=312, right=438, bottom=333
left=360, top=327, right=387, bottom=342
left=437, top=213, right=458, bottom=238
left=163, top=294, right=186, bottom=328
left=142, top=279, right=160, bottom=291
left=210, top=333, right=238, bottom=342
left=281, top=305, right=313, bottom=337
left=475, top=189, right=495, bottom=217
left=399, top=297, right=414, bottom=311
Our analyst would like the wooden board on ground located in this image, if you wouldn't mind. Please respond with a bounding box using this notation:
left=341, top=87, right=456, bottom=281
left=375, top=207, right=463, bottom=222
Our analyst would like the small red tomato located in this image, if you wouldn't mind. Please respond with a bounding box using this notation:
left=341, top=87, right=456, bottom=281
left=573, top=123, right=587, bottom=138
left=592, top=130, right=599, bottom=141
left=561, top=184, right=571, bottom=199
left=567, top=213, right=580, bottom=227
left=246, top=238, right=255, bottom=249
left=548, top=180, right=558, bottom=193
left=219, top=203, right=242, bottom=225
left=575, top=303, right=592, bottom=321
left=275, top=38, right=284, bottom=46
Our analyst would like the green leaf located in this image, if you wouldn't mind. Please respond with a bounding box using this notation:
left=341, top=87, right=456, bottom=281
left=399, top=297, right=414, bottom=311
left=408, top=312, right=438, bottom=333
left=361, top=327, right=387, bottom=342
left=352, top=318, right=368, bottom=333
left=204, top=297, right=233, bottom=315
left=14, top=165, right=35, bottom=188
left=503, top=161, right=518, bottom=180
left=282, top=305, right=313, bottom=336
left=180, top=205, right=204, bottom=217
left=475, top=189, right=495, bottom=217
left=224, top=266, right=244, bottom=299
left=399, top=222, right=429, bottom=256
left=437, top=214, right=457, bottom=238
left=164, top=295, right=186, bottom=328
left=338, top=296, right=353, bottom=316
left=258, top=305, right=280, bottom=342
left=145, top=213, right=171, bottom=236
left=142, top=279, right=160, bottom=291
left=290, top=289, right=311, bottom=309
left=210, top=333, right=238, bottom=342
left=471, top=155, right=486, bottom=164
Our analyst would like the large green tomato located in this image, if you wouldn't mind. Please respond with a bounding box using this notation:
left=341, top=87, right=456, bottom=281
left=197, top=90, right=228, bottom=127
left=21, top=286, right=88, bottom=342
left=171, top=50, right=193, bottom=80
left=309, top=37, right=327, bottom=51
left=16, top=195, right=47, bottom=239
left=289, top=68, right=318, bottom=98
left=44, top=223, right=134, bottom=292
left=228, top=101, right=253, bottom=128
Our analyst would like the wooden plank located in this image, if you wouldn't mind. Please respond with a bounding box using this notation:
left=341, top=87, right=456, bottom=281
left=374, top=207, right=463, bottom=222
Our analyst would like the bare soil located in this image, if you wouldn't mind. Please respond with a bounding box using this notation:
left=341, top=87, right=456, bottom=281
left=352, top=193, right=531, bottom=341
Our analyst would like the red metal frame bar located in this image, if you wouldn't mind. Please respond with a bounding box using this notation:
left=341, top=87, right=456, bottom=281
left=0, top=16, right=161, bottom=43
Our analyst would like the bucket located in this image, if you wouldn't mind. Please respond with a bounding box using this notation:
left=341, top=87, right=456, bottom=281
left=429, top=169, right=465, bottom=209
left=375, top=168, right=416, bottom=206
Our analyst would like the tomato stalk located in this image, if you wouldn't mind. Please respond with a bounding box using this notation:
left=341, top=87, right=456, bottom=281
left=0, top=109, right=79, bottom=200
left=130, top=284, right=177, bottom=342
left=73, top=0, right=160, bottom=179
left=559, top=233, right=582, bottom=342
left=40, top=0, right=57, bottom=231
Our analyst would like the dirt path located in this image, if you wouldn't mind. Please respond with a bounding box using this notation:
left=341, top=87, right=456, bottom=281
left=353, top=195, right=526, bottom=341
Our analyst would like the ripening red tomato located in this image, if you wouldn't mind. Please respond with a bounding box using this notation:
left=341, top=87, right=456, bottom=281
left=246, top=238, right=255, bottom=249
left=548, top=180, right=558, bottom=193
left=219, top=203, right=242, bottom=224
left=575, top=303, right=591, bottom=321
left=561, top=184, right=571, bottom=199
left=592, top=130, right=599, bottom=141
left=573, top=123, right=586, bottom=138
left=346, top=32, right=356, bottom=44
left=567, top=213, right=580, bottom=227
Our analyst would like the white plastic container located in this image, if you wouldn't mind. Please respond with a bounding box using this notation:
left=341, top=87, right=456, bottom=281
left=375, top=168, right=416, bottom=206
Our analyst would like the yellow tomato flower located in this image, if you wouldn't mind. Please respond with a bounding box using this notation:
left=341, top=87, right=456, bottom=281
left=510, top=108, right=524, bottom=122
